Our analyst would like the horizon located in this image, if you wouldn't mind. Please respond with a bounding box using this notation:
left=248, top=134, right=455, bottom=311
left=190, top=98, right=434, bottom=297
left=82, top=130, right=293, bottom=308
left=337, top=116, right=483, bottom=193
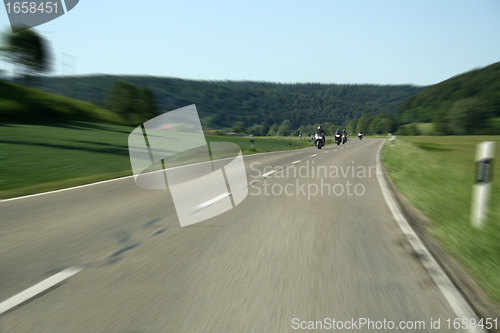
left=22, top=60, right=500, bottom=88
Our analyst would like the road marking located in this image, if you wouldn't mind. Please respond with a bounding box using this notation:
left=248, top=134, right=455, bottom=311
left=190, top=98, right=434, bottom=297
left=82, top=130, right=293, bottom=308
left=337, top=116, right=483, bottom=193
left=324, top=151, right=328, bottom=153
left=0, top=267, right=83, bottom=315
left=262, top=170, right=277, bottom=178
left=243, top=180, right=260, bottom=189
left=375, top=141, right=484, bottom=333
left=292, top=160, right=301, bottom=164
left=195, top=193, right=230, bottom=209
left=334, top=149, right=337, bottom=151
left=311, top=154, right=318, bottom=157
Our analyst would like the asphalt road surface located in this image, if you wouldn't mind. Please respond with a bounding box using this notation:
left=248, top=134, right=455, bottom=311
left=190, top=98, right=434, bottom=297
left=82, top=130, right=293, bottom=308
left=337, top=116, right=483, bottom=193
left=1, top=139, right=469, bottom=332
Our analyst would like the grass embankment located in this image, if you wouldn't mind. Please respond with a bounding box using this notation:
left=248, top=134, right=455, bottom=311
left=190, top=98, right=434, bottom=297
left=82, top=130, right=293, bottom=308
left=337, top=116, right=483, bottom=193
left=403, top=120, right=500, bottom=136
left=0, top=80, right=124, bottom=124
left=0, top=122, right=327, bottom=199
left=381, top=136, right=500, bottom=305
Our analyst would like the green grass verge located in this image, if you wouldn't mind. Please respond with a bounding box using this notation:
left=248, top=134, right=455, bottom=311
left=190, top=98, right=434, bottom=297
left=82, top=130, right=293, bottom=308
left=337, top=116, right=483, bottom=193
left=381, top=136, right=500, bottom=305
left=0, top=122, right=334, bottom=199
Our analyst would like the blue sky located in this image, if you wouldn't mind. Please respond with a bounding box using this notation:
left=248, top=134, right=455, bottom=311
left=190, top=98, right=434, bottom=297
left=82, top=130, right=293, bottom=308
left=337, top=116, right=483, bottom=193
left=1, top=0, right=499, bottom=86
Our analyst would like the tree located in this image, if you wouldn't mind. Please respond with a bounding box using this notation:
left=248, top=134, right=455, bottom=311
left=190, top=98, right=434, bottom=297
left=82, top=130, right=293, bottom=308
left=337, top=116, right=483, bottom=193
left=409, top=123, right=421, bottom=136
left=298, top=125, right=308, bottom=135
left=137, top=87, right=159, bottom=120
left=108, top=80, right=139, bottom=124
left=278, top=120, right=292, bottom=136
left=233, top=121, right=246, bottom=133
left=261, top=122, right=270, bottom=136
left=201, top=116, right=217, bottom=130
left=248, top=124, right=263, bottom=136
left=268, top=123, right=279, bottom=136
left=356, top=114, right=373, bottom=133
left=107, top=80, right=160, bottom=125
left=370, top=117, right=382, bottom=134
left=1, top=27, right=52, bottom=86
left=380, top=117, right=395, bottom=134
left=433, top=108, right=451, bottom=135
left=448, top=98, right=491, bottom=135
left=347, top=119, right=358, bottom=134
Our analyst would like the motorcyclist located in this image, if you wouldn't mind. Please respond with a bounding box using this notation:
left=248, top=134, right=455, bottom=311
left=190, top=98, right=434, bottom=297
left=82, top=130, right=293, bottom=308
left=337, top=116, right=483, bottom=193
left=334, top=128, right=342, bottom=143
left=342, top=129, right=347, bottom=143
left=315, top=126, right=326, bottom=145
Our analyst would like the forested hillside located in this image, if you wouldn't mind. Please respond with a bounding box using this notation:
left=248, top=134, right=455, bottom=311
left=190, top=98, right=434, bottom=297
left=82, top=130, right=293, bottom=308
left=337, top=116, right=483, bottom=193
left=30, top=75, right=424, bottom=129
left=397, top=61, right=500, bottom=134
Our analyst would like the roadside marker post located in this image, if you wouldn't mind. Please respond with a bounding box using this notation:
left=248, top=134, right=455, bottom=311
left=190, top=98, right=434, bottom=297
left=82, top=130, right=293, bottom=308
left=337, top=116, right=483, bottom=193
left=471, top=141, right=495, bottom=228
left=388, top=133, right=395, bottom=146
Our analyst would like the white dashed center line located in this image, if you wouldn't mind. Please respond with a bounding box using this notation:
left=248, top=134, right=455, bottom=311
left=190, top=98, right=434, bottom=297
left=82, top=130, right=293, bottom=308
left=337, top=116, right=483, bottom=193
left=195, top=193, right=230, bottom=209
left=0, top=267, right=83, bottom=315
left=262, top=170, right=277, bottom=178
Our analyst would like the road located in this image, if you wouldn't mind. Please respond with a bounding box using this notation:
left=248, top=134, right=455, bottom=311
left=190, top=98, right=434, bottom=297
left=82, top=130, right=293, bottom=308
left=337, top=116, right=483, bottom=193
left=0, top=139, right=469, bottom=332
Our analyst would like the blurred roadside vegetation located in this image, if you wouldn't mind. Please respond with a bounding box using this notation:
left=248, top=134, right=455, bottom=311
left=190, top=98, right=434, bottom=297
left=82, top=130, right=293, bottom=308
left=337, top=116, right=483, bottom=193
left=0, top=80, right=125, bottom=124
left=382, top=136, right=500, bottom=306
left=0, top=122, right=325, bottom=199
left=397, top=62, right=500, bottom=136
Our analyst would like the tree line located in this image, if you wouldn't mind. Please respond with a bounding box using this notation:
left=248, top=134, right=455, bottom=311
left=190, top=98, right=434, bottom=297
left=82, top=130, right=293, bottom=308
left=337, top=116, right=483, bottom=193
left=396, top=61, right=500, bottom=135
left=232, top=111, right=397, bottom=137
left=37, top=75, right=423, bottom=130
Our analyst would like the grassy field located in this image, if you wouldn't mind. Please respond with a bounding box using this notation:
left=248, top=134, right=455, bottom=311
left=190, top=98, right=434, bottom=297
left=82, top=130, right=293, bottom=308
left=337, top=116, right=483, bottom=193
left=381, top=136, right=500, bottom=305
left=414, top=122, right=434, bottom=135
left=0, top=122, right=334, bottom=199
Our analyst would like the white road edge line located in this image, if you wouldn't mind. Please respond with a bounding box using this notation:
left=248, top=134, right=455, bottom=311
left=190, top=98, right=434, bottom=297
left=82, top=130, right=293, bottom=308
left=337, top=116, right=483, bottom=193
left=375, top=140, right=484, bottom=333
left=0, top=267, right=83, bottom=315
left=195, top=193, right=230, bottom=209
left=292, top=160, right=301, bottom=164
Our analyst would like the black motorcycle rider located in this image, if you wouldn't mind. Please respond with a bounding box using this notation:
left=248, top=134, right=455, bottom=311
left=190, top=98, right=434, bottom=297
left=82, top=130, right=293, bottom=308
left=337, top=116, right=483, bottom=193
left=334, top=128, right=342, bottom=143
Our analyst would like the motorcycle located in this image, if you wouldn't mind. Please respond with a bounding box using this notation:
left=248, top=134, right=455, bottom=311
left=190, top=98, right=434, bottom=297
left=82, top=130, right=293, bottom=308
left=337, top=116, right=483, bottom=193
left=335, top=133, right=342, bottom=145
left=342, top=133, right=347, bottom=144
left=358, top=133, right=363, bottom=140
left=314, top=133, right=325, bottom=149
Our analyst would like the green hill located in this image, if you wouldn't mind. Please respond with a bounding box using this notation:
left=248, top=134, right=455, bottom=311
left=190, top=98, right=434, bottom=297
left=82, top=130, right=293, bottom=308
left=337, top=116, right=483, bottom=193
left=27, top=75, right=425, bottom=129
left=397, top=62, right=500, bottom=128
left=0, top=80, right=124, bottom=125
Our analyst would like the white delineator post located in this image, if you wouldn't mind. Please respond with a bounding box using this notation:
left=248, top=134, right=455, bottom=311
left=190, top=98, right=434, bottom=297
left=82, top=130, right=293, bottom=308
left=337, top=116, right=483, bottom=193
left=388, top=133, right=395, bottom=146
left=471, top=141, right=495, bottom=228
